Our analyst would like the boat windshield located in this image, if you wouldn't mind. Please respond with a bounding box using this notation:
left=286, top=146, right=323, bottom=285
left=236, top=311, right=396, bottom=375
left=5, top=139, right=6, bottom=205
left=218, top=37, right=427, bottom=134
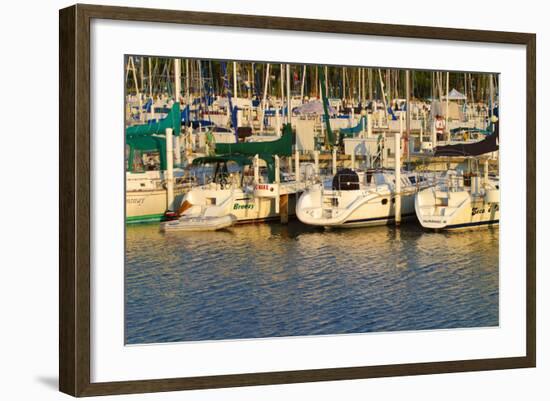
left=212, top=160, right=244, bottom=188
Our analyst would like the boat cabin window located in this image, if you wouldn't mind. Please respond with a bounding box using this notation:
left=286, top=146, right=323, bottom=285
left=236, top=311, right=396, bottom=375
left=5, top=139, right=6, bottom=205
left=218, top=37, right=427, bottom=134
left=409, top=175, right=426, bottom=184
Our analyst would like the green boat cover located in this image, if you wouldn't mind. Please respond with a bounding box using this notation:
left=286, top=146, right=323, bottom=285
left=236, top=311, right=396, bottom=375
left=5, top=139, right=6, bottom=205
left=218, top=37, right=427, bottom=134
left=340, top=116, right=367, bottom=136
left=126, top=135, right=167, bottom=172
left=126, top=102, right=181, bottom=136
left=214, top=123, right=293, bottom=157
left=339, top=116, right=367, bottom=144
left=125, top=103, right=181, bottom=172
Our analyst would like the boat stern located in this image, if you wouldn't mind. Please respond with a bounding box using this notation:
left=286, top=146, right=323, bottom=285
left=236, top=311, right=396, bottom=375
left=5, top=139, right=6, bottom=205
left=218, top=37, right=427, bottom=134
left=415, top=187, right=449, bottom=229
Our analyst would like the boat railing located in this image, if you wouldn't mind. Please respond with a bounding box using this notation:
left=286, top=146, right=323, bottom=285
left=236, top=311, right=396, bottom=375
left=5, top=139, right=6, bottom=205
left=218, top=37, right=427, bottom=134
left=420, top=172, right=441, bottom=191
left=437, top=173, right=465, bottom=193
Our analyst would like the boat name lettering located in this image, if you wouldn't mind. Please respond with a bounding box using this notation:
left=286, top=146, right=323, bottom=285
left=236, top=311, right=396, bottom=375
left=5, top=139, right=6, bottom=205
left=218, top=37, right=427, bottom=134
left=128, top=197, right=146, bottom=206
left=472, top=204, right=499, bottom=216
left=233, top=203, right=254, bottom=210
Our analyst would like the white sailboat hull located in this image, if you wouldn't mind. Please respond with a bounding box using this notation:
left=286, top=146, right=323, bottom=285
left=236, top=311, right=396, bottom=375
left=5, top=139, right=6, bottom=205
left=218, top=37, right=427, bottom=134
left=126, top=189, right=186, bottom=223
left=296, top=171, right=434, bottom=228
left=125, top=170, right=193, bottom=223
left=176, top=182, right=302, bottom=227
left=415, top=185, right=500, bottom=230
left=296, top=186, right=417, bottom=228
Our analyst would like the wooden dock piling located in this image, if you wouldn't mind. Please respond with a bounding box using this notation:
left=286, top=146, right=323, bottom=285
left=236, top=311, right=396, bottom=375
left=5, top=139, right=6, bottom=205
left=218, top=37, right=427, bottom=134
left=280, top=194, right=289, bottom=224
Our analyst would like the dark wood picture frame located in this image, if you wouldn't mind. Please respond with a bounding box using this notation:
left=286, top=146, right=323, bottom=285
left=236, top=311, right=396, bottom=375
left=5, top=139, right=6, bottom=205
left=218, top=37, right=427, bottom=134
left=59, top=3, right=536, bottom=397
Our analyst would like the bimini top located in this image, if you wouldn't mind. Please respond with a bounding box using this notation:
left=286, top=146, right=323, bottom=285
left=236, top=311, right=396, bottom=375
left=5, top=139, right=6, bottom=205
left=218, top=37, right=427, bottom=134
left=192, top=154, right=253, bottom=167
left=193, top=154, right=281, bottom=183
left=450, top=126, right=491, bottom=136
left=434, top=121, right=499, bottom=157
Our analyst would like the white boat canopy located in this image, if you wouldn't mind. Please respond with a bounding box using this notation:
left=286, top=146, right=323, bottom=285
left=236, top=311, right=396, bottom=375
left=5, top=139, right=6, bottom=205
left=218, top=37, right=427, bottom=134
left=442, top=88, right=467, bottom=101
left=293, top=100, right=336, bottom=115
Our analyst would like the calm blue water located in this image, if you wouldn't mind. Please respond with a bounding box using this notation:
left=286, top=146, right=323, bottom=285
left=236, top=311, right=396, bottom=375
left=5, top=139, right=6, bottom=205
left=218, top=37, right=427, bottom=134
left=125, top=221, right=499, bottom=344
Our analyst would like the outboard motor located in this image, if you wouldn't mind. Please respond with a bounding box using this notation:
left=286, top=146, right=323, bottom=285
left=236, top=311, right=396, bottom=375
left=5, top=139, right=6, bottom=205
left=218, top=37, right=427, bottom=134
left=162, top=210, right=179, bottom=222
left=332, top=168, right=360, bottom=191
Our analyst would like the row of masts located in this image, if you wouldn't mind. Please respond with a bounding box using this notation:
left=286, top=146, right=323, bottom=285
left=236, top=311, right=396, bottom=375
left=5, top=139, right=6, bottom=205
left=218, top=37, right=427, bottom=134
left=128, top=57, right=498, bottom=175
left=125, top=57, right=499, bottom=107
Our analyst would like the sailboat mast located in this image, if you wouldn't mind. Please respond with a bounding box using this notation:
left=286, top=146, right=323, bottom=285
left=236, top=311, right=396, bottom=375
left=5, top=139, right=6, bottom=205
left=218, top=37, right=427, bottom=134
left=174, top=58, right=181, bottom=104
left=129, top=56, right=142, bottom=122
left=445, top=71, right=450, bottom=136
left=286, top=63, right=292, bottom=126
left=489, top=74, right=494, bottom=116
left=280, top=64, right=285, bottom=121
left=233, top=61, right=238, bottom=98
left=185, top=60, right=190, bottom=109
left=148, top=57, right=153, bottom=99
left=405, top=69, right=410, bottom=162
left=358, top=68, right=362, bottom=106
left=248, top=64, right=252, bottom=99
left=140, top=57, right=144, bottom=93
left=378, top=69, right=388, bottom=115
left=395, top=114, right=402, bottom=225
left=361, top=68, right=366, bottom=107
left=173, top=58, right=182, bottom=166
left=300, top=65, right=307, bottom=103
left=368, top=68, right=373, bottom=101
left=325, top=66, right=329, bottom=98
left=259, top=63, right=270, bottom=133
left=342, top=67, right=346, bottom=105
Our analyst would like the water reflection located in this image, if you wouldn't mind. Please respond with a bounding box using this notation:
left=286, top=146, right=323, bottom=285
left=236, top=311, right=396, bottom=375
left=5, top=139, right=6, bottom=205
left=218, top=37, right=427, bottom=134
left=125, top=221, right=498, bottom=344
